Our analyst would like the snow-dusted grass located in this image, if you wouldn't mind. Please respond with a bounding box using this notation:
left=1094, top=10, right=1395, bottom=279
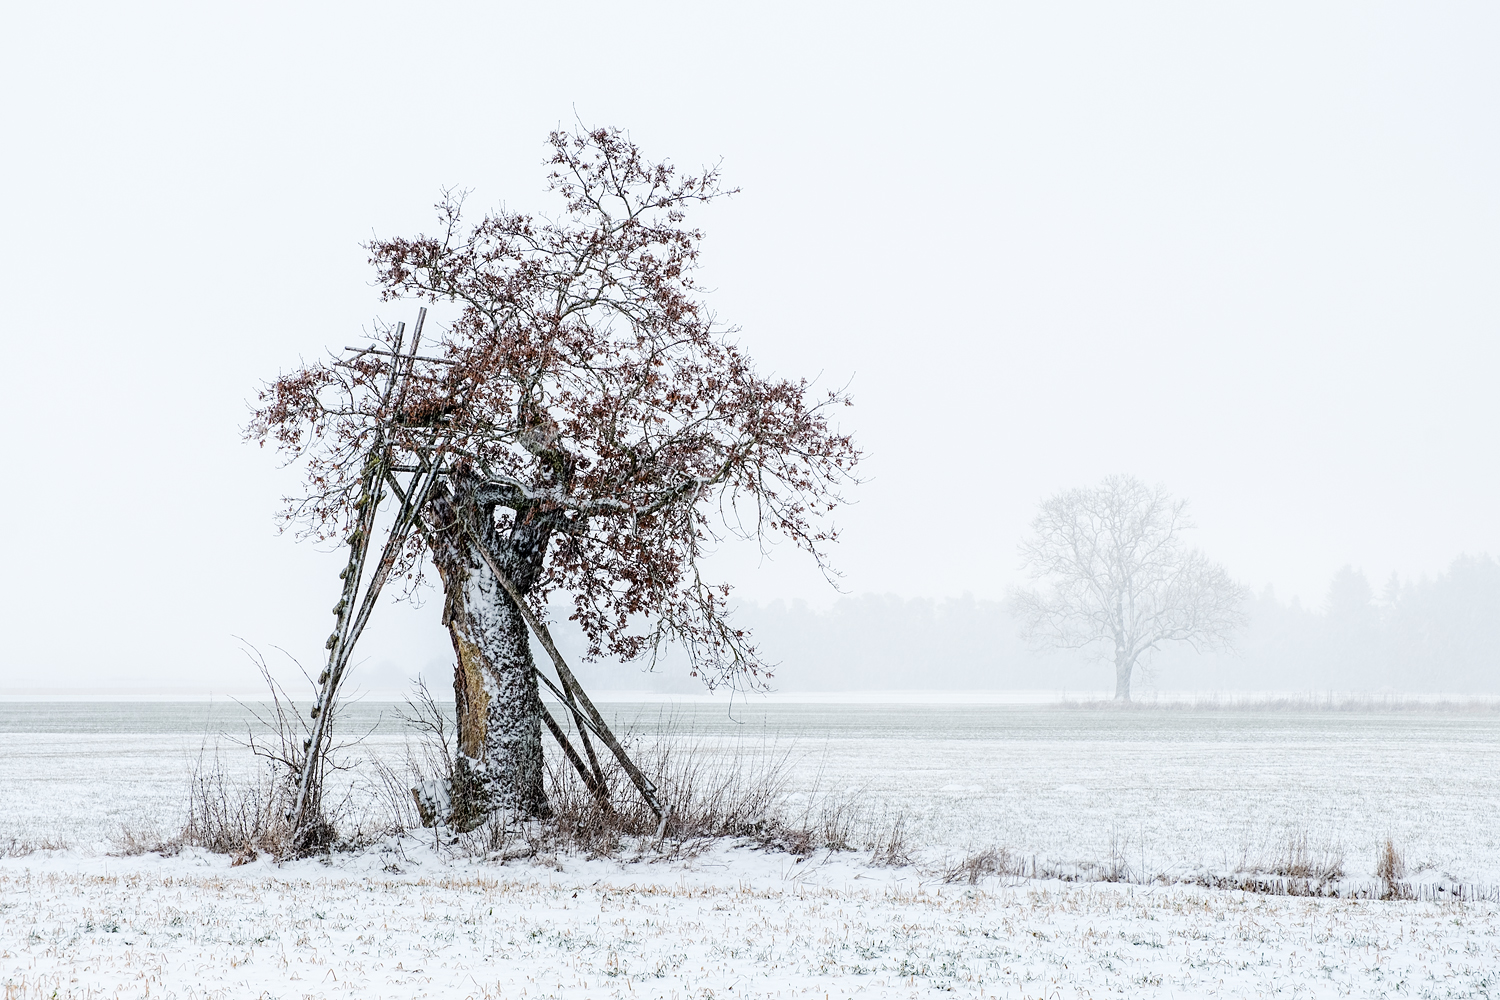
left=3, top=843, right=1498, bottom=998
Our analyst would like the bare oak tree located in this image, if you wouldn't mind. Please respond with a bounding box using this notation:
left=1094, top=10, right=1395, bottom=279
left=1013, top=475, right=1246, bottom=701
left=249, top=126, right=860, bottom=823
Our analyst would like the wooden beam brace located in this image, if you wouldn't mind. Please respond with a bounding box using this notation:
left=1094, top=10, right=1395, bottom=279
left=539, top=703, right=613, bottom=812
left=384, top=467, right=617, bottom=814
left=467, top=540, right=666, bottom=821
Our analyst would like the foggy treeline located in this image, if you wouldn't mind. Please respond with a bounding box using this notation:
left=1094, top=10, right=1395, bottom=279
left=1184, top=555, right=1500, bottom=694
left=560, top=554, right=1500, bottom=695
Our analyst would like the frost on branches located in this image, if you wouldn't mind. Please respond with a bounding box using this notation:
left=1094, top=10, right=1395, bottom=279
left=248, top=126, right=860, bottom=823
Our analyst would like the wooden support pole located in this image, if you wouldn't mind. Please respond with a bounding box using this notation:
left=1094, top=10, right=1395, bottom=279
left=469, top=542, right=666, bottom=822
left=539, top=703, right=612, bottom=810
left=381, top=444, right=666, bottom=826
left=540, top=653, right=608, bottom=798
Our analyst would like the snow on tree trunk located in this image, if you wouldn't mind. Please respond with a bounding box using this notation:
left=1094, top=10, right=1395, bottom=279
left=426, top=483, right=551, bottom=827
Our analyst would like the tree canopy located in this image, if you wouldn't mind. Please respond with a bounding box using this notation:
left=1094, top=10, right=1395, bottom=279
left=249, top=126, right=861, bottom=691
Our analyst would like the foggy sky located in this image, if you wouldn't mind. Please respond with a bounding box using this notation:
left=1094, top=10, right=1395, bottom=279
left=2, top=2, right=1497, bottom=694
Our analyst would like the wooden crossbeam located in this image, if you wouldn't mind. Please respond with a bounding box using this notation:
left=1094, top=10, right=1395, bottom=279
left=344, top=345, right=460, bottom=365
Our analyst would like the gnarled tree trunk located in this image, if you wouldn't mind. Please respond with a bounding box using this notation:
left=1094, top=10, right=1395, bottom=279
left=424, top=478, right=552, bottom=826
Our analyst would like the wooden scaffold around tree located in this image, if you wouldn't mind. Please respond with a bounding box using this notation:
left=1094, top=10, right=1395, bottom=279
left=287, top=306, right=665, bottom=848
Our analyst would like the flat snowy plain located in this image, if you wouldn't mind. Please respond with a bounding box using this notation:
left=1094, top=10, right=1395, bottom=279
left=2, top=699, right=1498, bottom=997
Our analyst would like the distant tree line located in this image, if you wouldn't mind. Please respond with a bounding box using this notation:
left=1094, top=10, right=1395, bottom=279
left=1189, top=555, right=1500, bottom=693
left=592, top=554, right=1497, bottom=694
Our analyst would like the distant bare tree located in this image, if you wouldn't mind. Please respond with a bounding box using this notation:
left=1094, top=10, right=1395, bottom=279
left=1013, top=475, right=1247, bottom=701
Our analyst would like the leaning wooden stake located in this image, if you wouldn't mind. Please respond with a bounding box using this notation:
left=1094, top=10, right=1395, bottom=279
left=538, top=703, right=611, bottom=808
left=469, top=543, right=667, bottom=822
left=380, top=470, right=625, bottom=820
left=380, top=448, right=666, bottom=827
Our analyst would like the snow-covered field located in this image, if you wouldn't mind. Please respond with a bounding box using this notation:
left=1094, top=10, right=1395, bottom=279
left=4, top=845, right=1499, bottom=998
left=2, top=700, right=1498, bottom=997
left=5, top=701, right=1498, bottom=885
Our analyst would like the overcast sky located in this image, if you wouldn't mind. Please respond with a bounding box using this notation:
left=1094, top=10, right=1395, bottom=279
left=2, top=2, right=1497, bottom=694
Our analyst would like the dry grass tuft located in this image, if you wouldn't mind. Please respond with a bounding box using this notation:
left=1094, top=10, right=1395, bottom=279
left=1269, top=829, right=1345, bottom=880
left=176, top=752, right=297, bottom=856
left=528, top=709, right=863, bottom=859
left=170, top=647, right=397, bottom=860
left=869, top=813, right=913, bottom=868
left=1228, top=827, right=1346, bottom=884
left=110, top=824, right=167, bottom=857
left=1376, top=836, right=1407, bottom=885
left=938, top=845, right=1019, bottom=884
left=2, top=837, right=67, bottom=858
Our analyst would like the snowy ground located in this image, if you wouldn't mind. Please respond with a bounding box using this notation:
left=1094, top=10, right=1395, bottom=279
left=2, top=701, right=1499, bottom=997
left=4, top=840, right=1499, bottom=999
